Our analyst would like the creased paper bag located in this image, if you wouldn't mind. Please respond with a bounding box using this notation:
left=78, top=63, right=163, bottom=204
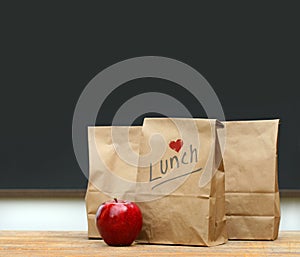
left=222, top=119, right=280, bottom=240
left=85, top=126, right=141, bottom=238
left=135, top=118, right=227, bottom=246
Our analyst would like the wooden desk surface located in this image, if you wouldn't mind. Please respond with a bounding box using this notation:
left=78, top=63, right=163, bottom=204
left=0, top=231, right=299, bottom=256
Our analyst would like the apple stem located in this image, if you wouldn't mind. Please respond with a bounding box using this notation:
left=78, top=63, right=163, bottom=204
left=114, top=198, right=118, bottom=203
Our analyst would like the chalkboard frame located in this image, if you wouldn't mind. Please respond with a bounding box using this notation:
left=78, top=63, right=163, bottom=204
left=0, top=189, right=299, bottom=198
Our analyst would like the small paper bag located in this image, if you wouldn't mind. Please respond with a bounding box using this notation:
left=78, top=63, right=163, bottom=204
left=85, top=126, right=141, bottom=238
left=135, top=118, right=227, bottom=246
left=222, top=119, right=280, bottom=240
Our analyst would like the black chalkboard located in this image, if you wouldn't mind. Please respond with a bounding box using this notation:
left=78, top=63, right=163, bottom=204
left=1, top=1, right=299, bottom=190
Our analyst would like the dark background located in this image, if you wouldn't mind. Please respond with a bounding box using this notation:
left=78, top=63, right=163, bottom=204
left=1, top=1, right=299, bottom=190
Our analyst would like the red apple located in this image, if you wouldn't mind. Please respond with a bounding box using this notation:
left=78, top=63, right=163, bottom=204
left=96, top=198, right=143, bottom=246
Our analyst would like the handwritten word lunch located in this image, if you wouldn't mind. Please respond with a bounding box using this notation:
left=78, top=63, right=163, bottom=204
left=149, top=144, right=199, bottom=183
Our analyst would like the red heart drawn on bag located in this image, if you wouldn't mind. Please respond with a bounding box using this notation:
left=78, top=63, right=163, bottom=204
left=169, top=139, right=183, bottom=152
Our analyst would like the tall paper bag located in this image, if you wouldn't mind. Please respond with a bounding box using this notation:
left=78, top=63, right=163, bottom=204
left=85, top=126, right=141, bottom=238
left=222, top=119, right=280, bottom=240
left=135, top=118, right=227, bottom=246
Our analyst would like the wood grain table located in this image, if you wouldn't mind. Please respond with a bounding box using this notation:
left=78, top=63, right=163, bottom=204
left=0, top=231, right=299, bottom=256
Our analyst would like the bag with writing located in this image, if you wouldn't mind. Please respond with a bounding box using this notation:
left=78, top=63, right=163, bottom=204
left=222, top=119, right=280, bottom=240
left=85, top=126, right=141, bottom=238
left=135, top=118, right=227, bottom=246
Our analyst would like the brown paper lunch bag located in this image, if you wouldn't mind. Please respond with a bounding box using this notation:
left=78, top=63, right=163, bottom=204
left=85, top=126, right=142, bottom=238
left=221, top=119, right=280, bottom=240
left=135, top=118, right=227, bottom=246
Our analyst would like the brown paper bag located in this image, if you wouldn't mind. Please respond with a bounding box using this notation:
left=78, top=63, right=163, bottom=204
left=135, top=118, right=227, bottom=246
left=85, top=126, right=142, bottom=238
left=222, top=119, right=280, bottom=240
